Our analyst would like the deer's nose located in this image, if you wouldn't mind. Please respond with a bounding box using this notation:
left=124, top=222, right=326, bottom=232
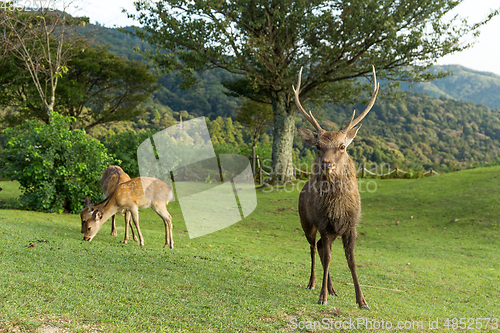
left=322, top=161, right=334, bottom=170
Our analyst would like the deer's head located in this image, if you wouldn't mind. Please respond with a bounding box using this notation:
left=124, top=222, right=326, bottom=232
left=80, top=196, right=104, bottom=242
left=293, top=66, right=379, bottom=178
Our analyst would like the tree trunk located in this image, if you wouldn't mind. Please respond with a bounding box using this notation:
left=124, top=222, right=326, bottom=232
left=270, top=92, right=296, bottom=183
left=251, top=144, right=256, bottom=177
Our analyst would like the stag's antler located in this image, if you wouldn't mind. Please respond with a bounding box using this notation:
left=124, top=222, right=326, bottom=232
left=292, top=67, right=324, bottom=134
left=341, top=65, right=379, bottom=133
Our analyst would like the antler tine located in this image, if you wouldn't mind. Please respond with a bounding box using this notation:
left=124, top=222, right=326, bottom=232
left=292, top=67, right=324, bottom=133
left=342, top=110, right=356, bottom=133
left=342, top=65, right=379, bottom=133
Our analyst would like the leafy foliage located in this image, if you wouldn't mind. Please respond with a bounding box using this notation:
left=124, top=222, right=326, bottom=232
left=154, top=69, right=242, bottom=119
left=0, top=113, right=116, bottom=213
left=236, top=98, right=273, bottom=147
left=125, top=0, right=499, bottom=181
left=57, top=44, right=160, bottom=130
left=0, top=41, right=159, bottom=129
left=98, top=114, right=248, bottom=179
left=0, top=6, right=89, bottom=119
left=100, top=130, right=156, bottom=179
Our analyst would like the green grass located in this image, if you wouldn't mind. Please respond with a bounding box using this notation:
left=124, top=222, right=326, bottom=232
left=0, top=167, right=499, bottom=332
left=0, top=181, right=21, bottom=207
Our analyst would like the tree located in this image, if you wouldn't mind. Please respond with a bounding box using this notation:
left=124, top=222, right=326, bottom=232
left=56, top=44, right=160, bottom=130
left=0, top=42, right=160, bottom=129
left=0, top=2, right=88, bottom=122
left=235, top=98, right=273, bottom=174
left=126, top=0, right=498, bottom=182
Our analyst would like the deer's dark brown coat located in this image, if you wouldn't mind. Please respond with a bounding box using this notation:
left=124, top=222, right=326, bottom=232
left=294, top=66, right=379, bottom=308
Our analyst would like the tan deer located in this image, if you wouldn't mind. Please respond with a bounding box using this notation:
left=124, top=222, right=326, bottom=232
left=81, top=177, right=174, bottom=248
left=293, top=66, right=379, bottom=308
left=98, top=165, right=138, bottom=244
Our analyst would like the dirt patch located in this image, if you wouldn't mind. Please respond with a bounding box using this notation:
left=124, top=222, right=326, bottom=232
left=37, top=326, right=68, bottom=333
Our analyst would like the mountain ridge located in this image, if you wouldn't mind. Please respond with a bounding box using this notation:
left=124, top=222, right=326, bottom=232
left=399, top=64, right=500, bottom=110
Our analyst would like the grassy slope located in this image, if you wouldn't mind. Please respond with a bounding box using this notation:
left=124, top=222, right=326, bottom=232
left=0, top=167, right=499, bottom=332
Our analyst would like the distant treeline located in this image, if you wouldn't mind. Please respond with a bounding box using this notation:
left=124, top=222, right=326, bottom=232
left=88, top=88, right=500, bottom=178
left=3, top=25, right=500, bottom=177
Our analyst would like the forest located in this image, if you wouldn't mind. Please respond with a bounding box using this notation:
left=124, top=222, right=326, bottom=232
left=2, top=24, right=500, bottom=183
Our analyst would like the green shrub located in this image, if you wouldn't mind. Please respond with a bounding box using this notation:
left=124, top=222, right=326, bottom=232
left=101, top=130, right=156, bottom=178
left=0, top=113, right=117, bottom=213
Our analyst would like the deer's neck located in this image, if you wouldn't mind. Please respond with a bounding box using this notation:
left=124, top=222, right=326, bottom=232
left=95, top=200, right=119, bottom=225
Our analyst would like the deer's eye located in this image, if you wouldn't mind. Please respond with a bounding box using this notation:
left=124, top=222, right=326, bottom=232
left=340, top=144, right=346, bottom=150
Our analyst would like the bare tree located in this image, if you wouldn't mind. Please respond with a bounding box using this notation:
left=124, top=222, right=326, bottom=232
left=0, top=1, right=88, bottom=122
left=294, top=66, right=379, bottom=308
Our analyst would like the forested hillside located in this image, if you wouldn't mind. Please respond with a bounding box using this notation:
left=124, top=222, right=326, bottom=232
left=317, top=92, right=500, bottom=170
left=3, top=24, right=500, bottom=175
left=80, top=25, right=500, bottom=173
left=88, top=26, right=500, bottom=116
left=399, top=65, right=500, bottom=110
left=87, top=25, right=242, bottom=119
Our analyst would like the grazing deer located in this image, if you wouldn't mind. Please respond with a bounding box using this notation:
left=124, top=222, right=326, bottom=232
left=99, top=165, right=138, bottom=244
left=293, top=66, right=379, bottom=308
left=81, top=177, right=174, bottom=248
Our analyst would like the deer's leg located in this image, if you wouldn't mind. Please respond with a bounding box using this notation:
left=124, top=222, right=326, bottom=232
left=130, top=208, right=145, bottom=247
left=123, top=212, right=130, bottom=244
left=165, top=211, right=173, bottom=249
left=318, top=234, right=334, bottom=305
left=125, top=211, right=139, bottom=242
left=317, top=237, right=338, bottom=296
left=307, top=241, right=316, bottom=290
left=342, top=230, right=369, bottom=310
left=168, top=211, right=173, bottom=249
left=302, top=220, right=317, bottom=290
left=151, top=202, right=173, bottom=249
left=110, top=214, right=117, bottom=236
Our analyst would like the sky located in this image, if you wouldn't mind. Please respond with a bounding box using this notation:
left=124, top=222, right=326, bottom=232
left=71, top=0, right=500, bottom=76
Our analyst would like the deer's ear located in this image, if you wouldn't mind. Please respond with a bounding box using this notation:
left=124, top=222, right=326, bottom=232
left=345, top=125, right=361, bottom=147
left=84, top=196, right=94, bottom=210
left=92, top=210, right=103, bottom=220
left=297, top=127, right=318, bottom=146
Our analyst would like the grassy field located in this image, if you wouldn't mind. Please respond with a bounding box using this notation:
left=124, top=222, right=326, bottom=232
left=0, top=166, right=499, bottom=332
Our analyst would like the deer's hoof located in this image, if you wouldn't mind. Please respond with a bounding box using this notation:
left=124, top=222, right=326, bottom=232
left=318, top=300, right=327, bottom=305
left=306, top=286, right=314, bottom=290
left=111, top=231, right=117, bottom=237
left=360, top=305, right=371, bottom=310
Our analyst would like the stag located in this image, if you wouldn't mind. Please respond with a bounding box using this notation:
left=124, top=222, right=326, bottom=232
left=293, top=66, right=379, bottom=308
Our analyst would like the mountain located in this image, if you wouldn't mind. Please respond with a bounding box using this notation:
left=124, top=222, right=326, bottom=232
left=308, top=91, right=500, bottom=170
left=87, top=25, right=500, bottom=115
left=3, top=25, right=498, bottom=172
left=399, top=65, right=500, bottom=110
left=85, top=25, right=241, bottom=119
